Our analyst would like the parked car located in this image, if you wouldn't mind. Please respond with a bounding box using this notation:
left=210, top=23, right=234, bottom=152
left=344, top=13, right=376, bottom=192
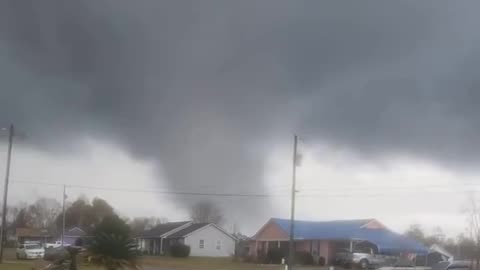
left=378, top=260, right=470, bottom=270
left=334, top=248, right=353, bottom=266
left=16, top=243, right=45, bottom=259
left=334, top=244, right=393, bottom=269
left=45, top=241, right=63, bottom=248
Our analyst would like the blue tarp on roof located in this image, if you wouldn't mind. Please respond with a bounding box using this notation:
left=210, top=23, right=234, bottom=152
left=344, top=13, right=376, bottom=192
left=272, top=218, right=428, bottom=255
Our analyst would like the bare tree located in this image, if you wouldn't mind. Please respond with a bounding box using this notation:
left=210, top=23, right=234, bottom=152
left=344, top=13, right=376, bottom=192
left=28, top=198, right=61, bottom=233
left=129, top=216, right=166, bottom=235
left=465, top=195, right=480, bottom=269
left=190, top=201, right=223, bottom=225
left=405, top=224, right=425, bottom=243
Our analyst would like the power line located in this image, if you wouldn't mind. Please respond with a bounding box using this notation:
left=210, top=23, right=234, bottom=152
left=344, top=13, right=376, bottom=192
left=292, top=180, right=480, bottom=191
left=9, top=179, right=479, bottom=199
left=11, top=180, right=283, bottom=198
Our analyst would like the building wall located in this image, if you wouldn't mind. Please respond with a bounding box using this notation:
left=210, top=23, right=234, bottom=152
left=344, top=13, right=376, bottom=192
left=319, top=240, right=330, bottom=264
left=295, top=240, right=311, bottom=252
left=184, top=225, right=235, bottom=257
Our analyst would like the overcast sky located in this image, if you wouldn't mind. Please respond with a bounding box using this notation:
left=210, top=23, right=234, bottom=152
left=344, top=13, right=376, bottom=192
left=1, top=1, right=480, bottom=236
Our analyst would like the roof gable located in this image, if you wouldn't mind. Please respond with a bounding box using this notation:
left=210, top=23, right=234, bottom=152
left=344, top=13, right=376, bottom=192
left=361, top=219, right=386, bottom=229
left=253, top=219, right=289, bottom=240
left=168, top=223, right=237, bottom=241
left=65, top=227, right=86, bottom=237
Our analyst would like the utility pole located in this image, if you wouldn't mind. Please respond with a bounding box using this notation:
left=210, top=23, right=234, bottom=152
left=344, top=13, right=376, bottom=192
left=0, top=124, right=14, bottom=263
left=61, top=185, right=66, bottom=247
left=288, top=135, right=298, bottom=270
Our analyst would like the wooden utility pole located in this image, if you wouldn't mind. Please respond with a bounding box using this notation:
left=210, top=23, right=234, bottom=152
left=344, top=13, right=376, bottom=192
left=61, top=185, right=66, bottom=246
left=288, top=135, right=298, bottom=270
left=0, top=124, right=14, bottom=263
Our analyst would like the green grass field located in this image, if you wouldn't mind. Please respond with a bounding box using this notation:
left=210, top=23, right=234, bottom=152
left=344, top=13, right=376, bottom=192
left=0, top=249, right=99, bottom=270
left=0, top=262, right=100, bottom=270
left=142, top=256, right=285, bottom=270
left=0, top=249, right=328, bottom=270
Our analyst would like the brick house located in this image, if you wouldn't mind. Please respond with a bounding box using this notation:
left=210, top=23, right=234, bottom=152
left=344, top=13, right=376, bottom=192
left=15, top=228, right=53, bottom=245
left=250, top=218, right=427, bottom=265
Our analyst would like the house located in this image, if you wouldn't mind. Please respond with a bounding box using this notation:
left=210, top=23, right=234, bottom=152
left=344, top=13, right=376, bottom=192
left=250, top=218, right=428, bottom=265
left=135, top=221, right=237, bottom=257
left=167, top=223, right=237, bottom=257
left=136, top=221, right=192, bottom=255
left=62, top=227, right=91, bottom=246
left=16, top=228, right=53, bottom=245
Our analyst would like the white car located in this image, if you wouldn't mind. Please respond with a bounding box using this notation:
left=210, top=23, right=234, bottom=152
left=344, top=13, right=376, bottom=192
left=16, top=243, right=45, bottom=259
left=45, top=241, right=63, bottom=248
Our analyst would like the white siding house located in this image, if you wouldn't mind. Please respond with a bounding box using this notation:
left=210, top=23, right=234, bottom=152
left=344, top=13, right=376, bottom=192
left=183, top=224, right=236, bottom=257
left=183, top=224, right=235, bottom=257
left=165, top=223, right=237, bottom=257
left=136, top=221, right=237, bottom=257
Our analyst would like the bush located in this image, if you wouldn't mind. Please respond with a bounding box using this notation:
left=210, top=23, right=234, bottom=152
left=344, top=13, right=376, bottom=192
left=87, top=233, right=140, bottom=270
left=295, top=251, right=314, bottom=265
left=266, top=248, right=285, bottom=264
left=318, top=256, right=326, bottom=266
left=169, top=243, right=190, bottom=257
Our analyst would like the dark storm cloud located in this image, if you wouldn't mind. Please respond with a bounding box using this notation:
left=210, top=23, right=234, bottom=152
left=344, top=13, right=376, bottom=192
left=1, top=0, right=480, bottom=220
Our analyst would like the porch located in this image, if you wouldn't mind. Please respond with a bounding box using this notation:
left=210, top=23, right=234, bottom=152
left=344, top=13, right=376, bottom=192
left=137, top=237, right=182, bottom=255
left=250, top=239, right=354, bottom=265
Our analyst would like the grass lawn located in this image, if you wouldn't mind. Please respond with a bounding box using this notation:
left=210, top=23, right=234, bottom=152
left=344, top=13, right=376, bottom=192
left=142, top=256, right=296, bottom=270
left=0, top=249, right=99, bottom=270
left=0, top=261, right=100, bottom=270
left=0, top=249, right=329, bottom=270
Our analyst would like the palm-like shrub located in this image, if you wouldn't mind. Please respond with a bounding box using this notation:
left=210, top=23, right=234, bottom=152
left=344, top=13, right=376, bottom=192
left=87, top=233, right=140, bottom=270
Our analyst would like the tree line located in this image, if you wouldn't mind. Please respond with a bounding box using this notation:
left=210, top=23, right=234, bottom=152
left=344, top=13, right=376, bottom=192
left=6, top=196, right=224, bottom=237
left=405, top=224, right=475, bottom=260
left=404, top=197, right=480, bottom=267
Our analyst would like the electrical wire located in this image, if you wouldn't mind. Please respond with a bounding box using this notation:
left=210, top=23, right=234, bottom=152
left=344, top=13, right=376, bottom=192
left=9, top=179, right=478, bottom=199
left=11, top=180, right=284, bottom=198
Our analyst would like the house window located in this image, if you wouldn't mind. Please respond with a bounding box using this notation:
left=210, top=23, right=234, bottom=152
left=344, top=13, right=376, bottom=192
left=199, top=239, right=204, bottom=249
left=216, top=240, right=221, bottom=250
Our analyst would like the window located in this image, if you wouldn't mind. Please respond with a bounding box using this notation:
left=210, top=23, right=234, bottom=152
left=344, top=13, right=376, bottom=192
left=216, top=240, right=221, bottom=250
left=199, top=239, right=204, bottom=249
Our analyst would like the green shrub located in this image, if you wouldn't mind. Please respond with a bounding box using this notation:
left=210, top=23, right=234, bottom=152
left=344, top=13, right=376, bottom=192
left=87, top=233, right=140, bottom=270
left=266, top=248, right=285, bottom=264
left=169, top=243, right=190, bottom=257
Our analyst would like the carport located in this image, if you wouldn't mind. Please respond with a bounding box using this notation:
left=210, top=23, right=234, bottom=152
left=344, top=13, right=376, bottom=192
left=349, top=228, right=429, bottom=255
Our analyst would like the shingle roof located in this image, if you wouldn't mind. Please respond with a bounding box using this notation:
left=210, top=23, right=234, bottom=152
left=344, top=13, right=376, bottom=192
left=167, top=223, right=209, bottom=238
left=272, top=218, right=373, bottom=239
left=271, top=218, right=428, bottom=254
left=137, top=221, right=190, bottom=238
left=16, top=228, right=51, bottom=237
